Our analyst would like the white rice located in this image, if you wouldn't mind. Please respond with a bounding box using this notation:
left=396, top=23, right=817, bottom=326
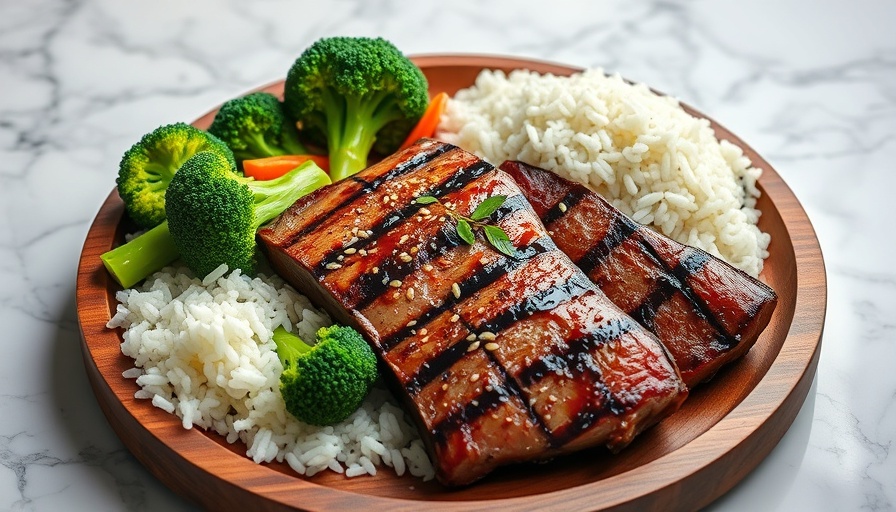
left=438, top=68, right=770, bottom=277
left=107, top=263, right=435, bottom=481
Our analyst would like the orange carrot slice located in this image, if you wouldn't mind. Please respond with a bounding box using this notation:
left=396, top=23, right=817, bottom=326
left=399, top=92, right=449, bottom=150
left=242, top=155, right=330, bottom=180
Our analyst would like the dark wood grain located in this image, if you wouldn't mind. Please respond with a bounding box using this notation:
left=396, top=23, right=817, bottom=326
left=76, top=55, right=825, bottom=511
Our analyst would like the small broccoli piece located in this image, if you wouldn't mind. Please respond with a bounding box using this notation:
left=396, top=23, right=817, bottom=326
left=207, top=92, right=309, bottom=163
left=283, top=36, right=429, bottom=181
left=273, top=324, right=378, bottom=426
left=165, top=151, right=331, bottom=278
left=117, top=122, right=235, bottom=228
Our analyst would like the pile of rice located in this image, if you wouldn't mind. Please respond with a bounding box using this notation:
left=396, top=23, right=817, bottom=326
left=107, top=263, right=434, bottom=481
left=438, top=69, right=770, bottom=277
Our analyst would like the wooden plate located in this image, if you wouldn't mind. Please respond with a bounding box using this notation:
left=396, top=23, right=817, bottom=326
left=76, top=55, right=825, bottom=511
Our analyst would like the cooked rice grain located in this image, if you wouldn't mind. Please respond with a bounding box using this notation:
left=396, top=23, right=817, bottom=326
left=107, top=264, right=434, bottom=481
left=438, top=69, right=770, bottom=276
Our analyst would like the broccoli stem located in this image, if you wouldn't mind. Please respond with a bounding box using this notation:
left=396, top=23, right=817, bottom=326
left=248, top=161, right=332, bottom=227
left=100, top=220, right=180, bottom=289
left=272, top=326, right=312, bottom=367
left=328, top=91, right=403, bottom=181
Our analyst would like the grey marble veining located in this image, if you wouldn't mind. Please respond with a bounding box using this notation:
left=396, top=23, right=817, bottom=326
left=1, top=0, right=894, bottom=510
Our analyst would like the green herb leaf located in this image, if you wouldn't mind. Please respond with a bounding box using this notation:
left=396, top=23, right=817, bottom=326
left=470, top=195, right=507, bottom=221
left=456, top=219, right=475, bottom=245
left=483, top=225, right=515, bottom=256
left=414, top=196, right=439, bottom=205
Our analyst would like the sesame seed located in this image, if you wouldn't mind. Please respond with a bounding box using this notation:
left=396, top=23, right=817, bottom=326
left=466, top=334, right=477, bottom=342
left=471, top=399, right=479, bottom=406
left=392, top=291, right=401, bottom=299
left=479, top=256, right=489, bottom=265
left=359, top=249, right=368, bottom=256
left=390, top=193, right=398, bottom=201
left=484, top=342, right=499, bottom=351
left=371, top=266, right=379, bottom=274
left=485, top=385, right=494, bottom=392
left=549, top=394, right=558, bottom=402
left=399, top=253, right=413, bottom=263
left=337, top=255, right=345, bottom=261
left=382, top=195, right=390, bottom=203
left=478, top=331, right=496, bottom=341
left=470, top=373, right=480, bottom=382
left=449, top=314, right=460, bottom=323
left=389, top=279, right=402, bottom=288
left=451, top=282, right=461, bottom=298
left=406, top=288, right=415, bottom=300
left=545, top=414, right=552, bottom=421
left=419, top=207, right=431, bottom=216
left=467, top=341, right=480, bottom=352
left=423, top=264, right=434, bottom=272
left=558, top=202, right=568, bottom=213
left=351, top=226, right=359, bottom=235
left=359, top=230, right=370, bottom=238
left=419, top=328, right=428, bottom=335
left=505, top=417, right=513, bottom=423
left=406, top=320, right=417, bottom=327
left=344, top=248, right=357, bottom=255
left=325, top=262, right=342, bottom=270
left=421, top=336, right=429, bottom=343
left=443, top=402, right=448, bottom=408
left=442, top=383, right=448, bottom=391
left=529, top=397, right=537, bottom=406
left=477, top=306, right=485, bottom=314
left=439, top=216, right=447, bottom=222
left=410, top=246, right=419, bottom=254
left=368, top=247, right=377, bottom=253
left=399, top=234, right=409, bottom=244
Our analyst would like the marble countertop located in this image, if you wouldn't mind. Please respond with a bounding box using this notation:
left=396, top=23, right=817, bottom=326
left=2, top=0, right=893, bottom=510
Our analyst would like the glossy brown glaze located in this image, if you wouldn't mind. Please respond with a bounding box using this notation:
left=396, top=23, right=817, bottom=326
left=258, top=139, right=687, bottom=486
left=501, top=161, right=778, bottom=388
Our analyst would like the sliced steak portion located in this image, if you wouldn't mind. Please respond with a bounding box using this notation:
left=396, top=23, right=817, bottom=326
left=500, top=160, right=778, bottom=388
left=258, top=139, right=686, bottom=486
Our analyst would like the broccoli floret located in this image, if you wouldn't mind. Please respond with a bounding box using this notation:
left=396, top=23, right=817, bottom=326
left=165, top=151, right=331, bottom=278
left=207, top=92, right=309, bottom=163
left=283, top=36, right=429, bottom=181
left=117, top=122, right=235, bottom=228
left=273, top=324, right=378, bottom=426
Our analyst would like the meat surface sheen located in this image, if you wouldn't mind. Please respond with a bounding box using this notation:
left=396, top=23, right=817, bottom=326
left=500, top=160, right=778, bottom=388
left=258, top=139, right=687, bottom=486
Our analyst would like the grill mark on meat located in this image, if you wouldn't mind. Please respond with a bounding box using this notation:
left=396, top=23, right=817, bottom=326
left=635, top=238, right=740, bottom=349
left=430, top=353, right=557, bottom=449
left=402, top=243, right=576, bottom=394
left=315, top=160, right=495, bottom=279
left=573, top=215, right=639, bottom=276
left=273, top=142, right=454, bottom=249
left=542, top=188, right=590, bottom=225
left=379, top=236, right=557, bottom=352
left=475, top=271, right=594, bottom=336
left=309, top=160, right=495, bottom=311
left=359, top=142, right=455, bottom=189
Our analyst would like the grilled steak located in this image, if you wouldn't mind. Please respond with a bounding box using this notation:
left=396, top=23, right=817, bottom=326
left=258, top=139, right=686, bottom=486
left=500, top=160, right=778, bottom=388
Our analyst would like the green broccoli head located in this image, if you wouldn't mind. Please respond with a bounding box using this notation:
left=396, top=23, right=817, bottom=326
left=283, top=36, right=429, bottom=181
left=207, top=92, right=308, bottom=163
left=273, top=325, right=378, bottom=426
left=164, top=150, right=330, bottom=279
left=117, top=122, right=235, bottom=229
